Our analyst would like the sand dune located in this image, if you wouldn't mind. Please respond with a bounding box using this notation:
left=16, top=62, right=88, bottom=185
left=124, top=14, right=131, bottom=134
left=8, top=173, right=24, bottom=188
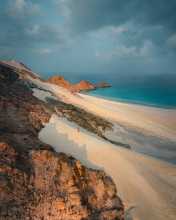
left=29, top=77, right=176, bottom=219
left=30, top=77, right=176, bottom=142
left=39, top=116, right=176, bottom=220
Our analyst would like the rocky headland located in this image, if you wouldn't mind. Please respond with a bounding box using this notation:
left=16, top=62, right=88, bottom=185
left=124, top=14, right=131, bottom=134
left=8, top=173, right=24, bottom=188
left=96, top=82, right=111, bottom=88
left=0, top=60, right=124, bottom=220
left=49, top=75, right=110, bottom=93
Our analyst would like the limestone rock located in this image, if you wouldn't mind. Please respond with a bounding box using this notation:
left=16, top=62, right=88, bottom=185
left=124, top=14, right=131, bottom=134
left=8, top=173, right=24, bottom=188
left=0, top=144, right=124, bottom=220
left=0, top=60, right=124, bottom=219
left=50, top=75, right=96, bottom=93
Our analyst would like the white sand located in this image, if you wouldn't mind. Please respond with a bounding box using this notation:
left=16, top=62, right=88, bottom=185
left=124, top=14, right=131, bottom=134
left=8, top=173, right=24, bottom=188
left=39, top=116, right=176, bottom=220
left=29, top=77, right=176, bottom=142
left=29, top=77, right=176, bottom=219
left=31, top=78, right=176, bottom=161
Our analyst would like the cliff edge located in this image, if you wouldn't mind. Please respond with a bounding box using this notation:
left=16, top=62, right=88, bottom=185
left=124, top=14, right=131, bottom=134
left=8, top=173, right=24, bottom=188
left=0, top=60, right=124, bottom=220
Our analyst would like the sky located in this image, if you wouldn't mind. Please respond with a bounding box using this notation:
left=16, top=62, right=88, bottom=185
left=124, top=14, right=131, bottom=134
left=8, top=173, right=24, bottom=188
left=0, top=0, right=176, bottom=74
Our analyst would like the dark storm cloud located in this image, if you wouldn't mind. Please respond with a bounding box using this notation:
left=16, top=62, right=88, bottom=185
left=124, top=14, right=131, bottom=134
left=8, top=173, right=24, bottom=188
left=67, top=0, right=176, bottom=33
left=0, top=0, right=68, bottom=48
left=113, top=26, right=173, bottom=50
left=1, top=0, right=176, bottom=50
left=1, top=0, right=176, bottom=72
left=0, top=24, right=68, bottom=48
left=54, top=0, right=175, bottom=56
left=0, top=0, right=43, bottom=27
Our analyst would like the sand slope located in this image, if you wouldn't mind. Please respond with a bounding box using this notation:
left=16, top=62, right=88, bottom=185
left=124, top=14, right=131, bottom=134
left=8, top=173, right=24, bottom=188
left=30, top=77, right=176, bottom=142
left=39, top=116, right=176, bottom=220
left=28, top=77, right=176, bottom=219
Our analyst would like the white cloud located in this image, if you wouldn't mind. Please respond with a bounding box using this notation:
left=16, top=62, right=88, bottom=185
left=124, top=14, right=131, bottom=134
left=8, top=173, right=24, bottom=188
left=57, top=35, right=81, bottom=50
left=95, top=40, right=152, bottom=62
left=152, top=26, right=163, bottom=30
left=95, top=49, right=100, bottom=58
left=0, top=46, right=11, bottom=55
left=52, top=0, right=71, bottom=18
left=139, top=44, right=149, bottom=55
left=24, top=24, right=70, bottom=44
left=104, top=45, right=136, bottom=60
left=167, top=34, right=176, bottom=45
left=62, top=6, right=71, bottom=18
left=35, top=48, right=52, bottom=54
left=25, top=26, right=40, bottom=36
left=27, top=2, right=43, bottom=17
left=5, top=0, right=42, bottom=23
left=6, top=0, right=26, bottom=21
left=120, top=45, right=136, bottom=55
left=136, top=40, right=152, bottom=56
left=52, top=0, right=71, bottom=4
left=9, top=0, right=26, bottom=10
left=109, top=26, right=127, bottom=36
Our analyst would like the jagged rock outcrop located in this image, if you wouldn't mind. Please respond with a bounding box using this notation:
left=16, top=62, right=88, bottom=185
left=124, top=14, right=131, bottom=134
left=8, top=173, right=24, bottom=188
left=50, top=75, right=111, bottom=93
left=50, top=75, right=96, bottom=93
left=0, top=142, right=124, bottom=220
left=76, top=80, right=95, bottom=92
left=0, top=61, right=124, bottom=219
left=96, top=82, right=111, bottom=88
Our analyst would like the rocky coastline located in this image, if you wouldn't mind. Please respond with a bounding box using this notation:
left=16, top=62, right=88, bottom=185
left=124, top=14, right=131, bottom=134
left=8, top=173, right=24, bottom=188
left=49, top=75, right=110, bottom=93
left=0, top=60, right=124, bottom=220
left=96, top=82, right=111, bottom=89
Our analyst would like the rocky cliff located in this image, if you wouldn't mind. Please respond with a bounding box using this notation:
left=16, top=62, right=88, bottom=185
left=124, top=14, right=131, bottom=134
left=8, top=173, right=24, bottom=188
left=50, top=75, right=96, bottom=93
left=49, top=75, right=110, bottom=93
left=0, top=60, right=124, bottom=219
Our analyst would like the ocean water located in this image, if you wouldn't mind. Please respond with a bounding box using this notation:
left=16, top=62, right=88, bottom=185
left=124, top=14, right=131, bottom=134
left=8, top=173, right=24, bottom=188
left=39, top=72, right=176, bottom=109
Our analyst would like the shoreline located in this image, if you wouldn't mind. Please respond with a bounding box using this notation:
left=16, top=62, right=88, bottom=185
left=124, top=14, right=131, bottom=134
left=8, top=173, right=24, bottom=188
left=28, top=76, right=176, bottom=219
left=76, top=93, right=176, bottom=141
left=79, top=92, right=176, bottom=110
left=1, top=60, right=176, bottom=220
left=29, top=76, right=176, bottom=142
left=80, top=90, right=176, bottom=110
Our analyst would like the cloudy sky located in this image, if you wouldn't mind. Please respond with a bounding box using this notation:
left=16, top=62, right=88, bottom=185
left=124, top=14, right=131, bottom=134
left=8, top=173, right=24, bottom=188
left=0, top=0, right=176, bottom=74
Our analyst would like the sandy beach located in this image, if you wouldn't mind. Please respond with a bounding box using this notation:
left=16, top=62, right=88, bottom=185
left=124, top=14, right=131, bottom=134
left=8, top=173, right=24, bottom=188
left=30, top=77, right=176, bottom=219
left=31, top=77, right=176, bottom=141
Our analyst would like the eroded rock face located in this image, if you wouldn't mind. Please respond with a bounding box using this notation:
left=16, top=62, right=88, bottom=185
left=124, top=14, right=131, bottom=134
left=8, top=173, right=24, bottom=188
left=0, top=143, right=124, bottom=220
left=76, top=80, right=95, bottom=92
left=50, top=75, right=96, bottom=93
left=0, top=60, right=124, bottom=219
left=49, top=75, right=111, bottom=93
left=96, top=82, right=111, bottom=88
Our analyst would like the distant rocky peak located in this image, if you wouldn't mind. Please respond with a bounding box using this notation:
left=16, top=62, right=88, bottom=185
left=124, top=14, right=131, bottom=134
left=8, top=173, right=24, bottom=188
left=49, top=75, right=96, bottom=93
left=77, top=80, right=95, bottom=90
left=77, top=79, right=92, bottom=86
left=96, top=82, right=111, bottom=88
left=55, top=75, right=66, bottom=80
left=49, top=75, right=111, bottom=93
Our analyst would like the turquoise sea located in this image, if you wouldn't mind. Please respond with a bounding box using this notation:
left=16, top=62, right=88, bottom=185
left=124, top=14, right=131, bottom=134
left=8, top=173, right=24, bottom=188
left=39, top=72, right=176, bottom=109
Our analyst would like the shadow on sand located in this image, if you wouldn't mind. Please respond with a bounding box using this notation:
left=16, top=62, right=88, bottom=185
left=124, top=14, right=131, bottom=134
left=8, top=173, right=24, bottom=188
left=40, top=119, right=104, bottom=172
